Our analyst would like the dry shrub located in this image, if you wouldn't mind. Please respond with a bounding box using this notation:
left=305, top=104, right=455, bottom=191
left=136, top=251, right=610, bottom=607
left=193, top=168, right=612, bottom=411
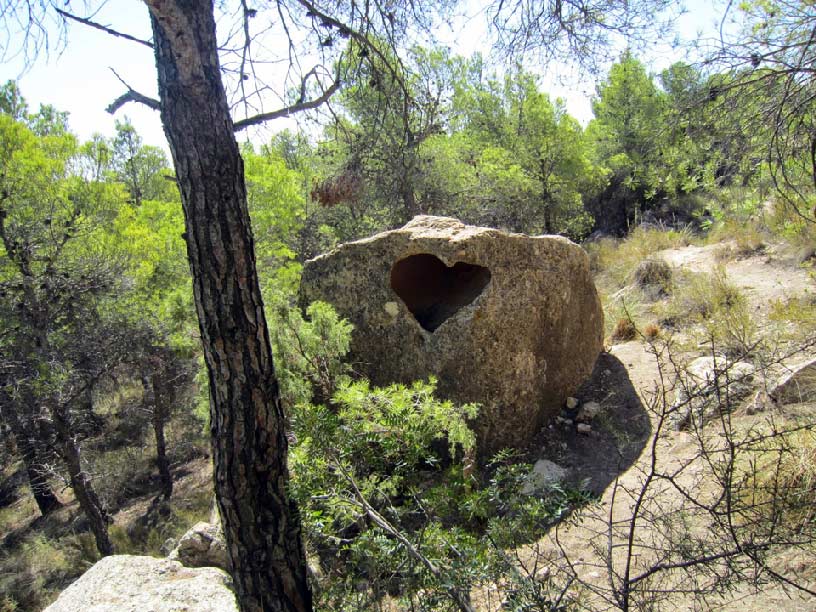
left=632, top=258, right=673, bottom=297
left=643, top=323, right=661, bottom=339
left=611, top=317, right=637, bottom=342
left=310, top=169, right=363, bottom=207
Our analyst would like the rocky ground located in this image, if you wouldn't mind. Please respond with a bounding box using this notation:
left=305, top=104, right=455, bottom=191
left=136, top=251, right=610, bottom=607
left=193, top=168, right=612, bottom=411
left=512, top=241, right=816, bottom=611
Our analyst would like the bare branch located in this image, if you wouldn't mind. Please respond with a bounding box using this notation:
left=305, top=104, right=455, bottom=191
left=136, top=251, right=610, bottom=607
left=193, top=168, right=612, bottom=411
left=232, top=78, right=341, bottom=132
left=55, top=8, right=153, bottom=49
left=106, top=68, right=160, bottom=114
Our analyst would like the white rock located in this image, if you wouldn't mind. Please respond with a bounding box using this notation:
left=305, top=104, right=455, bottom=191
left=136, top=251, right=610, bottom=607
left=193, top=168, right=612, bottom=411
left=44, top=555, right=238, bottom=612
left=576, top=423, right=592, bottom=434
left=521, top=459, right=568, bottom=495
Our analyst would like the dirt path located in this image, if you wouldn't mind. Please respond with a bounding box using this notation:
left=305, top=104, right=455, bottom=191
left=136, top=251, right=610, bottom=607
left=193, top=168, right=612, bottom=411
left=659, top=242, right=814, bottom=314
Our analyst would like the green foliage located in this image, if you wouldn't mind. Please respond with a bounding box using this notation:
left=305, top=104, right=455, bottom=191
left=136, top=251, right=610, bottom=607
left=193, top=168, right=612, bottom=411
left=270, top=300, right=353, bottom=408
left=275, top=303, right=591, bottom=609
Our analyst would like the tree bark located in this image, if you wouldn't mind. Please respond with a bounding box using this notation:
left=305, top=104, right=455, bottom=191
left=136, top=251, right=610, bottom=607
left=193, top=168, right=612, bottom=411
left=145, top=2, right=312, bottom=610
left=51, top=402, right=113, bottom=556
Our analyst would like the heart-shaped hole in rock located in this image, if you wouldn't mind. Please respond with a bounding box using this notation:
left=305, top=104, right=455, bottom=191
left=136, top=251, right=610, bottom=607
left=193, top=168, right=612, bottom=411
left=390, top=254, right=491, bottom=332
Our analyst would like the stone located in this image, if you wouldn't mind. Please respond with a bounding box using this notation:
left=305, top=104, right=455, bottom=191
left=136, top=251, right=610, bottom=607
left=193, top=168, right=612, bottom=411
left=168, top=521, right=228, bottom=570
left=576, top=423, right=592, bottom=434
left=671, top=356, right=756, bottom=430
left=770, top=358, right=816, bottom=405
left=300, top=216, right=603, bottom=454
left=44, top=555, right=237, bottom=612
left=521, top=459, right=568, bottom=494
left=577, top=401, right=602, bottom=422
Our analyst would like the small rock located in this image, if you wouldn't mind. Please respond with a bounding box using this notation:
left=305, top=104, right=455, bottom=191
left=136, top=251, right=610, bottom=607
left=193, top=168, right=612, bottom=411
left=576, top=423, right=592, bottom=434
left=521, top=459, right=568, bottom=495
left=671, top=356, right=756, bottom=430
left=565, top=396, right=579, bottom=410
left=168, top=522, right=228, bottom=570
left=577, top=401, right=602, bottom=422
left=159, top=538, right=176, bottom=557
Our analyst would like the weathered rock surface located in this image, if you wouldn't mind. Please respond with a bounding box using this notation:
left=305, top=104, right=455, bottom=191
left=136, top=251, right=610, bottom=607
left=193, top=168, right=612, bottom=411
left=44, top=555, right=238, bottom=612
left=770, top=358, right=816, bottom=405
left=168, top=521, right=228, bottom=570
left=300, top=216, right=604, bottom=454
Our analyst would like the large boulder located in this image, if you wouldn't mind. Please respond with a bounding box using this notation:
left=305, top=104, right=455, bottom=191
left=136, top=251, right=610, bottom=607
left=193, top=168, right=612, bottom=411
left=300, top=216, right=603, bottom=454
left=44, top=555, right=238, bottom=612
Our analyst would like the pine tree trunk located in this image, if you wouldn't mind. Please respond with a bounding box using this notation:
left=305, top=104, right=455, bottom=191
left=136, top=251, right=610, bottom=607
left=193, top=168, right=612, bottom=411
left=51, top=403, right=113, bottom=556
left=146, top=2, right=312, bottom=610
left=18, top=431, right=62, bottom=516
left=0, top=389, right=62, bottom=516
left=13, top=425, right=61, bottom=515
left=145, top=372, right=173, bottom=499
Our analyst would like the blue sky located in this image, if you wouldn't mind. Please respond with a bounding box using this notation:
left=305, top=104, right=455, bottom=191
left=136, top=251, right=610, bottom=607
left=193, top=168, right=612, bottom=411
left=1, top=0, right=725, bottom=152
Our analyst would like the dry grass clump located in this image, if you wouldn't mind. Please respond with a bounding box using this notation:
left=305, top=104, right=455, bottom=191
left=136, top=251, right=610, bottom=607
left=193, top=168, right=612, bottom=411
left=611, top=317, right=638, bottom=342
left=708, top=221, right=766, bottom=260
left=643, top=323, right=661, bottom=339
left=740, top=430, right=816, bottom=534
left=631, top=258, right=673, bottom=298
left=586, top=225, right=694, bottom=289
left=654, top=267, right=758, bottom=356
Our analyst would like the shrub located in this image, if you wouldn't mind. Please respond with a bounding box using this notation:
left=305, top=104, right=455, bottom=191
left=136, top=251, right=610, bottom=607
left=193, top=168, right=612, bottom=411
left=611, top=317, right=638, bottom=342
left=632, top=258, right=673, bottom=298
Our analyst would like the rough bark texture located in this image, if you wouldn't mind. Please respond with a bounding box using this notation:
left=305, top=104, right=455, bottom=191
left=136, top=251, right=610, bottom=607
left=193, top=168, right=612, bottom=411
left=152, top=373, right=173, bottom=500
left=145, top=1, right=312, bottom=610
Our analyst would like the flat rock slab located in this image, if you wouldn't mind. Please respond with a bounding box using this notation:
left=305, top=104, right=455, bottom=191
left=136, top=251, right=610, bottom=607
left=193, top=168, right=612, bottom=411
left=300, top=216, right=603, bottom=455
left=44, top=555, right=238, bottom=612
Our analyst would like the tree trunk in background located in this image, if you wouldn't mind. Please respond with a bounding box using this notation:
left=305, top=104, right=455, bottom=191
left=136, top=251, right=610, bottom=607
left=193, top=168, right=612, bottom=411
left=0, top=388, right=62, bottom=516
left=52, top=403, right=113, bottom=556
left=10, top=418, right=61, bottom=515
left=144, top=371, right=173, bottom=500
left=146, top=1, right=312, bottom=610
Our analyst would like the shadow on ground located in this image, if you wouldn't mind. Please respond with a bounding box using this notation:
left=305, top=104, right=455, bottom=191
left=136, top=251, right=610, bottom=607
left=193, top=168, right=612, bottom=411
left=533, top=351, right=652, bottom=496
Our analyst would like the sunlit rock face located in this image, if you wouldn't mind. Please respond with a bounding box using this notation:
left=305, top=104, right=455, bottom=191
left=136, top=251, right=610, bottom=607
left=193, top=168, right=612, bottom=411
left=300, top=216, right=604, bottom=456
left=44, top=555, right=238, bottom=612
